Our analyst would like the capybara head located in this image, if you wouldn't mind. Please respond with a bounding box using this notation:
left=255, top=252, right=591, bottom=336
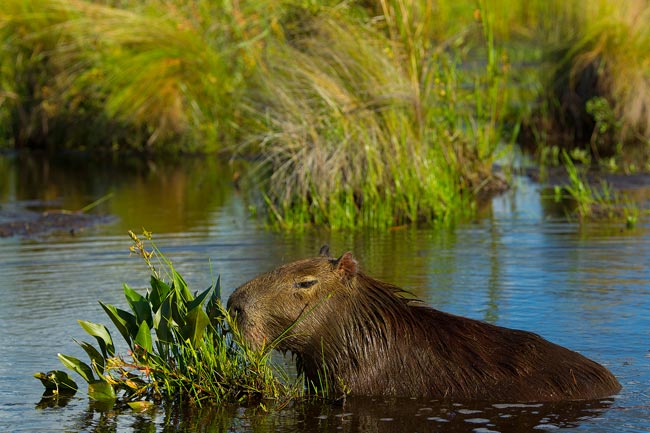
left=227, top=246, right=379, bottom=352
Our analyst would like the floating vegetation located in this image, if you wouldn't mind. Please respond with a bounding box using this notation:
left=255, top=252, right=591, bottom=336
left=35, top=231, right=297, bottom=408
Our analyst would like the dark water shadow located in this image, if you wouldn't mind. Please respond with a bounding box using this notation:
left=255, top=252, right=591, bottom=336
left=272, top=397, right=616, bottom=433
left=0, top=152, right=244, bottom=236
left=50, top=396, right=617, bottom=433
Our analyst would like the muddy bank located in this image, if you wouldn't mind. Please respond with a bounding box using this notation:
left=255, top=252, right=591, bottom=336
left=0, top=209, right=115, bottom=238
left=525, top=166, right=650, bottom=191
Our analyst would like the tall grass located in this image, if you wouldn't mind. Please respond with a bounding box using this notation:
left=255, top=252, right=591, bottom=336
left=247, top=1, right=510, bottom=229
left=526, top=0, right=650, bottom=167
left=4, top=0, right=647, bottom=228
left=571, top=1, right=650, bottom=151
left=1, top=0, right=258, bottom=150
left=1, top=0, right=513, bottom=228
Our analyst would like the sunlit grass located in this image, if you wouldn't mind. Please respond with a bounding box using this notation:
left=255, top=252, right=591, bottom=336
left=3, top=0, right=649, bottom=228
left=527, top=0, right=650, bottom=166
left=246, top=2, right=509, bottom=229
left=0, top=0, right=257, bottom=150
left=571, top=0, right=650, bottom=147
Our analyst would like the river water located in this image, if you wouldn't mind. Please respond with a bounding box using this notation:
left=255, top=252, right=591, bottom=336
left=0, top=153, right=648, bottom=432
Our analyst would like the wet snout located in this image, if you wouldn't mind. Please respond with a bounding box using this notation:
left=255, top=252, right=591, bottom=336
left=226, top=285, right=267, bottom=348
left=226, top=287, right=249, bottom=322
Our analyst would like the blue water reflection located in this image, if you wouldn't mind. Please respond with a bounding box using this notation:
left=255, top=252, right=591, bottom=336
left=0, top=155, right=648, bottom=432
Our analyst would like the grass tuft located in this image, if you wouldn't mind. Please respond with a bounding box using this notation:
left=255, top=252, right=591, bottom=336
left=245, top=2, right=509, bottom=229
left=553, top=151, right=640, bottom=225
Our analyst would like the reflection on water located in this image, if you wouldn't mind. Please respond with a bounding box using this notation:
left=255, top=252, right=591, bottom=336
left=36, top=396, right=617, bottom=433
left=0, top=152, right=243, bottom=234
left=0, top=153, right=649, bottom=432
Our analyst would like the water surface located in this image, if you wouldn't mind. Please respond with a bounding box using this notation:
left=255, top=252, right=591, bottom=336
left=0, top=153, right=648, bottom=432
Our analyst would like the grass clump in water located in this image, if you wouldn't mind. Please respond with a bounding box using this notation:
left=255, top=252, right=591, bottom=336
left=35, top=230, right=297, bottom=408
left=552, top=151, right=640, bottom=226
left=247, top=1, right=511, bottom=229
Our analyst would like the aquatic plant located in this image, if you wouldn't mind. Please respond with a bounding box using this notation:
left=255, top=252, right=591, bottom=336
left=35, top=231, right=296, bottom=407
left=555, top=151, right=639, bottom=225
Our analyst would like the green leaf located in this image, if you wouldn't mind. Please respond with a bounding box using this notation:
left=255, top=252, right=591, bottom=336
left=127, top=400, right=155, bottom=412
left=58, top=353, right=95, bottom=383
left=74, top=339, right=105, bottom=375
left=134, top=320, right=153, bottom=353
left=181, top=305, right=210, bottom=347
left=153, top=293, right=175, bottom=343
left=78, top=320, right=115, bottom=358
left=100, top=302, right=137, bottom=347
left=169, top=290, right=187, bottom=329
left=172, top=269, right=193, bottom=302
left=148, top=276, right=171, bottom=312
left=187, top=285, right=212, bottom=312
left=88, top=380, right=116, bottom=402
left=34, top=370, right=78, bottom=393
left=124, top=284, right=153, bottom=328
left=206, top=276, right=223, bottom=325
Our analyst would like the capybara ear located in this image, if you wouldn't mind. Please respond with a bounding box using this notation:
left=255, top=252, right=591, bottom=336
left=336, top=251, right=357, bottom=276
left=319, top=245, right=330, bottom=257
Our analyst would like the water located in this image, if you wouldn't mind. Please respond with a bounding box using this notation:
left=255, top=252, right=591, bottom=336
left=0, top=153, right=649, bottom=432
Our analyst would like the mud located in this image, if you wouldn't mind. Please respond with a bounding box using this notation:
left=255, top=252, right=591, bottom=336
left=0, top=208, right=114, bottom=238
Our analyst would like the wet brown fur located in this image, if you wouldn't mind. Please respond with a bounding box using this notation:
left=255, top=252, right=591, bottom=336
left=227, top=249, right=621, bottom=401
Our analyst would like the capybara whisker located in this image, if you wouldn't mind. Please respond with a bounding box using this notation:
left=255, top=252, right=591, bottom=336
left=227, top=248, right=621, bottom=401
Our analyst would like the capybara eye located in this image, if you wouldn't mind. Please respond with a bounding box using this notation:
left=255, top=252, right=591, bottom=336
left=294, top=279, right=317, bottom=289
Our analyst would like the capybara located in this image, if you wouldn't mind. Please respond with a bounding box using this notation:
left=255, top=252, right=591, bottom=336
left=227, top=247, right=621, bottom=401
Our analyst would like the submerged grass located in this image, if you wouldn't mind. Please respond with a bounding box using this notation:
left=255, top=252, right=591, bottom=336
left=35, top=231, right=299, bottom=408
